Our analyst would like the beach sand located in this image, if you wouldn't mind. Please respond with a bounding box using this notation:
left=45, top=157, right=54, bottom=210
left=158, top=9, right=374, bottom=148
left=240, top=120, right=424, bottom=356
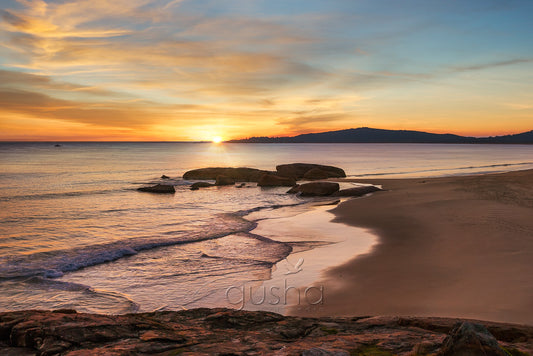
left=291, top=169, right=533, bottom=325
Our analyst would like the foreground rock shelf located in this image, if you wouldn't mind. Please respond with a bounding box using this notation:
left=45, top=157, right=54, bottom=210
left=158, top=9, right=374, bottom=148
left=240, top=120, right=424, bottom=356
left=1, top=308, right=531, bottom=355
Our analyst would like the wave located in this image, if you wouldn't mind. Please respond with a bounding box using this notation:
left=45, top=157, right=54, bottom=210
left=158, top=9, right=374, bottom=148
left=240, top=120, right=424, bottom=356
left=0, top=188, right=122, bottom=202
left=348, top=161, right=533, bottom=178
left=0, top=214, right=255, bottom=279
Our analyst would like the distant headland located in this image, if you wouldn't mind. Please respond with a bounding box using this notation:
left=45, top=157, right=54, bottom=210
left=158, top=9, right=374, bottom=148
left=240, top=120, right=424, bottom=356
left=228, top=127, right=533, bottom=144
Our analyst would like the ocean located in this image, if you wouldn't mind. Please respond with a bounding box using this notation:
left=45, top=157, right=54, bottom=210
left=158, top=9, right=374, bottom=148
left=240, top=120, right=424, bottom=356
left=1, top=142, right=532, bottom=314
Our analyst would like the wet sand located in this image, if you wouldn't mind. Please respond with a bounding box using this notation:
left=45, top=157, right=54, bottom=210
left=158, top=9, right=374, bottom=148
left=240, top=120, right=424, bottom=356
left=291, top=169, right=533, bottom=325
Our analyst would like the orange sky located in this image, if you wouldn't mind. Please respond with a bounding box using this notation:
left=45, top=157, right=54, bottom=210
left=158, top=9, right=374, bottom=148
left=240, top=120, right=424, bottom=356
left=0, top=0, right=532, bottom=141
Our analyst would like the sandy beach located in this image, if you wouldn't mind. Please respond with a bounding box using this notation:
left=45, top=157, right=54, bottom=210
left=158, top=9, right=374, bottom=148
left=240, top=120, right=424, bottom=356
left=291, top=169, right=533, bottom=325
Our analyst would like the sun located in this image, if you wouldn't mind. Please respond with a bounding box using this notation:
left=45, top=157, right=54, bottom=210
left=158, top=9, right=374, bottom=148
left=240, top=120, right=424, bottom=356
left=212, top=136, right=222, bottom=144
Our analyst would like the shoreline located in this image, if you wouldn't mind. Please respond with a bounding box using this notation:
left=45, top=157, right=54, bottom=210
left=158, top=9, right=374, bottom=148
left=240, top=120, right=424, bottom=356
left=290, top=169, right=533, bottom=325
left=241, top=201, right=377, bottom=314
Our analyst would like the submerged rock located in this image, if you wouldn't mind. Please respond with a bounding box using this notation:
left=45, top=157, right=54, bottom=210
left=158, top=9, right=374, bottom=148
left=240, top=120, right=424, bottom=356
left=332, top=185, right=382, bottom=197
left=190, top=182, right=215, bottom=190
left=257, top=173, right=296, bottom=187
left=183, top=167, right=270, bottom=182
left=137, top=184, right=175, bottom=194
left=276, top=163, right=346, bottom=179
left=292, top=182, right=340, bottom=196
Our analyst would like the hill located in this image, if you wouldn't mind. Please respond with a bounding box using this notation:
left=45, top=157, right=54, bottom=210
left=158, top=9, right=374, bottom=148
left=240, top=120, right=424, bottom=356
left=228, top=127, right=533, bottom=144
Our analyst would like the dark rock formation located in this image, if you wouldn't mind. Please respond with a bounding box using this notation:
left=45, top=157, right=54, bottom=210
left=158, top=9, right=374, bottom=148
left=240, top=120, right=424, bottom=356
left=137, top=184, right=175, bottom=194
left=293, top=182, right=340, bottom=196
left=257, top=173, right=296, bottom=187
left=160, top=175, right=170, bottom=179
left=276, top=163, right=346, bottom=179
left=303, top=168, right=331, bottom=180
left=1, top=310, right=531, bottom=355
left=438, top=322, right=508, bottom=356
left=215, top=175, right=235, bottom=186
left=190, top=182, right=215, bottom=190
left=332, top=185, right=382, bottom=197
left=183, top=167, right=270, bottom=182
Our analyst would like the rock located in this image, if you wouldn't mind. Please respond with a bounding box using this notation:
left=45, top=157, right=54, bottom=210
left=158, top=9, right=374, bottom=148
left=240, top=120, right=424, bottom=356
left=236, top=183, right=246, bottom=188
left=286, top=184, right=301, bottom=194
left=137, top=184, right=175, bottom=194
left=160, top=175, right=170, bottom=179
left=0, top=310, right=532, bottom=355
left=215, top=175, right=235, bottom=186
left=183, top=167, right=270, bottom=182
left=302, top=347, right=350, bottom=356
left=332, top=185, right=382, bottom=197
left=190, top=182, right=214, bottom=190
left=276, top=163, right=346, bottom=179
left=293, top=182, right=340, bottom=196
left=438, top=322, right=507, bottom=356
left=258, top=173, right=296, bottom=187
left=303, top=168, right=331, bottom=180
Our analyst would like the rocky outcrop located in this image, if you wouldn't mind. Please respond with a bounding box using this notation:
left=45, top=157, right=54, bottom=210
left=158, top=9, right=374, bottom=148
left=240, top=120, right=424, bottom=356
left=137, top=184, right=175, bottom=193
left=438, top=322, right=508, bottom=356
left=332, top=185, right=382, bottom=197
left=276, top=163, right=346, bottom=179
left=183, top=167, right=270, bottom=182
left=290, top=182, right=340, bottom=196
left=257, top=173, right=296, bottom=187
left=160, top=175, right=170, bottom=179
left=215, top=175, right=235, bottom=186
left=0, top=310, right=531, bottom=355
left=190, top=182, right=215, bottom=190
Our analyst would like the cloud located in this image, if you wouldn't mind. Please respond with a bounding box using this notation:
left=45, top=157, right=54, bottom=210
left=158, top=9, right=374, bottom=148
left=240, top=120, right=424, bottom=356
left=450, top=58, right=533, bottom=72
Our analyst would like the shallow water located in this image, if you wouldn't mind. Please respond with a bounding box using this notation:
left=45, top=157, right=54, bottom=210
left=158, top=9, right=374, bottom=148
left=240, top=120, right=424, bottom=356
left=1, top=142, right=532, bottom=313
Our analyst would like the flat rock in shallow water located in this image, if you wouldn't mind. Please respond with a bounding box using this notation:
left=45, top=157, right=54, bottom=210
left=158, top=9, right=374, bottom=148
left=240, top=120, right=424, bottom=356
left=190, top=182, right=215, bottom=190
left=1, top=309, right=531, bottom=355
left=183, top=167, right=270, bottom=182
left=295, top=182, right=340, bottom=196
left=137, top=184, right=175, bottom=193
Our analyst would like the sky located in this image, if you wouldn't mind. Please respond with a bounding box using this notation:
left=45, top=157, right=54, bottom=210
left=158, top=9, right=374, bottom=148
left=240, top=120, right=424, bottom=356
left=0, top=0, right=532, bottom=141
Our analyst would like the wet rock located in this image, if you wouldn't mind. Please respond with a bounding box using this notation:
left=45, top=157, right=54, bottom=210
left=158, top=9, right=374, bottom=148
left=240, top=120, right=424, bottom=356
left=332, top=185, right=382, bottom=197
left=137, top=184, right=175, bottom=193
left=160, top=175, right=170, bottom=179
left=190, top=182, right=215, bottom=190
left=183, top=167, right=270, bottom=182
left=286, top=184, right=301, bottom=194
left=216, top=175, right=235, bottom=186
left=293, top=182, right=340, bottom=196
left=276, top=163, right=346, bottom=179
left=438, top=322, right=507, bottom=356
left=257, top=173, right=296, bottom=187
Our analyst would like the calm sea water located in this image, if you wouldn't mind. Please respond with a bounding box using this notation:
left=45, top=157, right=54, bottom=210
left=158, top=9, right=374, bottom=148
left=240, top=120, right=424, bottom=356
left=1, top=142, right=532, bottom=313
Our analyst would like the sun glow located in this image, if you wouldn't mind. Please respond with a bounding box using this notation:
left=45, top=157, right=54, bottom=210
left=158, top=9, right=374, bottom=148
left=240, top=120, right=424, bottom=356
left=212, top=136, right=222, bottom=144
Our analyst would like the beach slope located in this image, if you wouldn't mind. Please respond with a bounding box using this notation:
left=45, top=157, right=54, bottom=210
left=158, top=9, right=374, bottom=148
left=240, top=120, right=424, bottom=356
left=300, top=169, right=533, bottom=325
